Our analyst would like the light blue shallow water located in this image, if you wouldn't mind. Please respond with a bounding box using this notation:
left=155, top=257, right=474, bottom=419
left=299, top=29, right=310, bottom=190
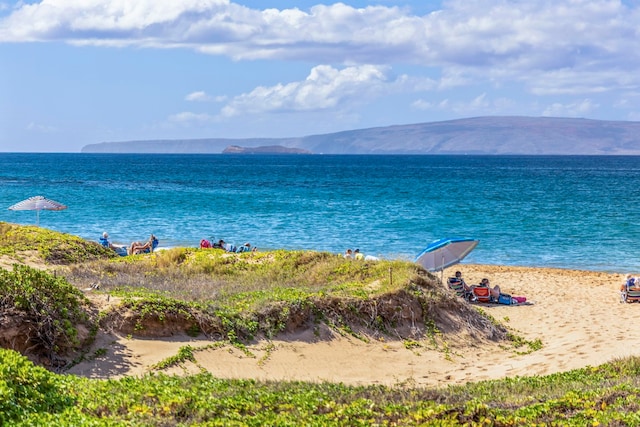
left=1, top=153, right=639, bottom=273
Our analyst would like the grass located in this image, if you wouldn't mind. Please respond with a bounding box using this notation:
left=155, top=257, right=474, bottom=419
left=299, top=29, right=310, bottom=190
left=4, top=348, right=640, bottom=425
left=62, top=243, right=507, bottom=346
left=5, top=222, right=633, bottom=425
left=0, top=222, right=115, bottom=265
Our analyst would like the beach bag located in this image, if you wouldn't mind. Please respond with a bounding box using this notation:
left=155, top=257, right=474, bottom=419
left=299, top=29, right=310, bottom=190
left=497, top=293, right=512, bottom=305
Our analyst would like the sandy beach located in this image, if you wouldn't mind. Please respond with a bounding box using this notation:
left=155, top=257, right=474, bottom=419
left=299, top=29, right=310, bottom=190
left=68, top=264, right=633, bottom=388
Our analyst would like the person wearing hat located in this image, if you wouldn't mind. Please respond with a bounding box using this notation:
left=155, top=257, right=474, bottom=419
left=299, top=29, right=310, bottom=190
left=99, top=232, right=117, bottom=250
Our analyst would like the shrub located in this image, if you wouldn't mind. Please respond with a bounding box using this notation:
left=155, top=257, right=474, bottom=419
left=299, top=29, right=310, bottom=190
left=0, top=265, right=95, bottom=359
left=0, top=349, right=75, bottom=424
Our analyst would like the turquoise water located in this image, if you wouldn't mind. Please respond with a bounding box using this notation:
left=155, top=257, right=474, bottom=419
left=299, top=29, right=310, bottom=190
left=1, top=153, right=639, bottom=272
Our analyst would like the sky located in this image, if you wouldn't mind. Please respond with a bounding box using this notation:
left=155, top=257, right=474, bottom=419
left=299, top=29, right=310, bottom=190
left=1, top=0, right=639, bottom=152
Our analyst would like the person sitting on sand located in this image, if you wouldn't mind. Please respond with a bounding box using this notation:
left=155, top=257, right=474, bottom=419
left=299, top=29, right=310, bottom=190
left=344, top=248, right=353, bottom=259
left=623, top=274, right=637, bottom=291
left=452, top=271, right=471, bottom=292
left=237, top=242, right=252, bottom=252
left=99, top=232, right=117, bottom=250
left=129, top=234, right=158, bottom=255
left=621, top=274, right=638, bottom=298
left=478, top=278, right=501, bottom=299
left=354, top=249, right=365, bottom=260
left=447, top=271, right=473, bottom=300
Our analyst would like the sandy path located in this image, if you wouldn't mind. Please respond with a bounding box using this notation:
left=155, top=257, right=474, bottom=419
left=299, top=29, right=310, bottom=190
left=68, top=265, right=634, bottom=387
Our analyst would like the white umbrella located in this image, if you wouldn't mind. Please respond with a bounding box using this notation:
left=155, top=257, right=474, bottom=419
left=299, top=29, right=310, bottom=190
left=8, top=195, right=67, bottom=226
left=415, top=237, right=479, bottom=280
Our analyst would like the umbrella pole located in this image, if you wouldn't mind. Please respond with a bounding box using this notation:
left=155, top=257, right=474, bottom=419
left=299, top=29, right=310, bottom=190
left=36, top=210, right=40, bottom=226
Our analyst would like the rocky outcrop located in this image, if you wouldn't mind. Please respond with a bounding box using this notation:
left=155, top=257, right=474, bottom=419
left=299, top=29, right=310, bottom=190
left=222, top=145, right=313, bottom=154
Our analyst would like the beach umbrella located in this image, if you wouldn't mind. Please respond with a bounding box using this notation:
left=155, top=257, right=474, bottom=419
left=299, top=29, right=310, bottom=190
left=415, top=238, right=479, bottom=279
left=8, top=195, right=67, bottom=226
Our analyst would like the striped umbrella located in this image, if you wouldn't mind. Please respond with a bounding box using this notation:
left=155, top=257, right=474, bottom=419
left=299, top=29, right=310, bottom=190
left=8, top=195, right=67, bottom=226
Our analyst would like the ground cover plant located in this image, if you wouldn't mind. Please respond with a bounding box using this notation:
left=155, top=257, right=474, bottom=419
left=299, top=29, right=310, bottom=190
left=4, top=348, right=640, bottom=425
left=0, top=264, right=97, bottom=366
left=4, top=222, right=632, bottom=425
left=63, top=246, right=510, bottom=347
left=0, top=222, right=115, bottom=265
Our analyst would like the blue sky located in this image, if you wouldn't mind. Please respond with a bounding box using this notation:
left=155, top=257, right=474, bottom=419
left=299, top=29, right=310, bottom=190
left=1, top=0, right=639, bottom=152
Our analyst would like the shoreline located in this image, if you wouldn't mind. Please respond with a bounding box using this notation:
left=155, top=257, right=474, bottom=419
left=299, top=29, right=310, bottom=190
left=67, top=263, right=632, bottom=387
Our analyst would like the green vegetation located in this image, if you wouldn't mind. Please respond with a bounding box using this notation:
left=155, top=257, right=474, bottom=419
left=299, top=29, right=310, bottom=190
left=0, top=264, right=96, bottom=361
left=4, top=348, right=640, bottom=425
left=5, top=223, right=628, bottom=425
left=65, top=246, right=508, bottom=348
left=0, top=222, right=115, bottom=264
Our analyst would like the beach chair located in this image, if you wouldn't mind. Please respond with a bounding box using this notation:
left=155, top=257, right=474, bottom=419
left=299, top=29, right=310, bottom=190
left=622, top=287, right=640, bottom=303
left=133, top=236, right=159, bottom=255
left=447, top=277, right=474, bottom=301
left=142, top=236, right=159, bottom=253
left=446, top=277, right=466, bottom=297
left=472, top=286, right=492, bottom=303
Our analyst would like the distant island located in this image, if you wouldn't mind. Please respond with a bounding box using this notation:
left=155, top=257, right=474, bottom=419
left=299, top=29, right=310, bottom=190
left=81, top=116, right=640, bottom=155
left=222, top=145, right=313, bottom=155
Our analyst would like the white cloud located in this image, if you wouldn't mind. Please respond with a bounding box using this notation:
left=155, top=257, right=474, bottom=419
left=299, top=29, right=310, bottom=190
left=411, top=93, right=520, bottom=116
left=2, top=0, right=640, bottom=120
left=220, top=64, right=392, bottom=117
left=185, top=91, right=212, bottom=102
left=628, top=111, right=640, bottom=121
left=542, top=99, right=599, bottom=117
left=411, top=99, right=432, bottom=110
left=168, top=111, right=215, bottom=124
left=26, top=121, right=57, bottom=133
left=1, top=0, right=638, bottom=71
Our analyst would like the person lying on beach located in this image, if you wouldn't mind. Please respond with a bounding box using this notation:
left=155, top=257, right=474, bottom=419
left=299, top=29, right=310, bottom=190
left=128, top=234, right=158, bottom=255
left=477, top=278, right=527, bottom=304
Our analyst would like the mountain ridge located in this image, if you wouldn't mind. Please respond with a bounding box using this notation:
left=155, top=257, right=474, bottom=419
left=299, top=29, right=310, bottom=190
left=81, top=116, right=640, bottom=155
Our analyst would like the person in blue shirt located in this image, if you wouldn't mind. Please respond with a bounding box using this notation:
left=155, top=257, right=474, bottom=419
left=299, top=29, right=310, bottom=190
left=99, top=232, right=116, bottom=250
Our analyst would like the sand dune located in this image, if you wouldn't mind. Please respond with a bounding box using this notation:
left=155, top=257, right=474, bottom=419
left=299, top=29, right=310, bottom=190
left=68, top=264, right=632, bottom=387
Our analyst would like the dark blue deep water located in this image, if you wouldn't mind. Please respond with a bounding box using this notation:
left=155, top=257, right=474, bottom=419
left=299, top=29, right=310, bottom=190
left=1, top=153, right=639, bottom=272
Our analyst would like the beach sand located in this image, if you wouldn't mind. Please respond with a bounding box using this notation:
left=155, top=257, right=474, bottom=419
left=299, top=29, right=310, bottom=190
left=68, top=264, right=634, bottom=387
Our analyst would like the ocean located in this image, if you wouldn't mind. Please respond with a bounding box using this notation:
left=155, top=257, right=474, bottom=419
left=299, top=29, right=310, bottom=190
left=1, top=153, right=639, bottom=273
